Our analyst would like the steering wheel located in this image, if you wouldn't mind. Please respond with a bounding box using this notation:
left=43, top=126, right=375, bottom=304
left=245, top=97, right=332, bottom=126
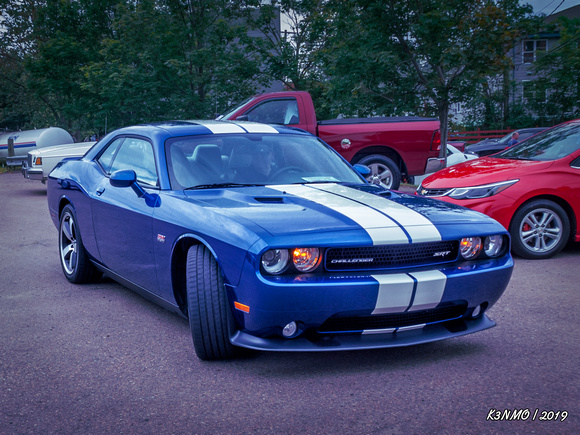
left=270, top=166, right=305, bottom=181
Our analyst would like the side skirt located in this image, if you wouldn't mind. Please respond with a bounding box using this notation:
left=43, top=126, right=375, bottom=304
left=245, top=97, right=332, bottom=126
left=92, top=261, right=185, bottom=318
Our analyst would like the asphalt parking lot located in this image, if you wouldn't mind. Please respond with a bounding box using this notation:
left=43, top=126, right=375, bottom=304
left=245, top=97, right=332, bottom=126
left=1, top=171, right=578, bottom=434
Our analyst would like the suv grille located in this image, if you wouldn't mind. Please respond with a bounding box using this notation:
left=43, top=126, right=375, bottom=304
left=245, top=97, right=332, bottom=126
left=318, top=303, right=467, bottom=333
left=325, top=241, right=459, bottom=271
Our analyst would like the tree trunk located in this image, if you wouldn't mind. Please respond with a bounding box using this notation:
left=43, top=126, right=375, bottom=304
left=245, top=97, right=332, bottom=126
left=438, top=103, right=449, bottom=167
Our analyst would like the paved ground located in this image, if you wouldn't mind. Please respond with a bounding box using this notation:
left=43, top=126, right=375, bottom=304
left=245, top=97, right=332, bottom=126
left=0, top=171, right=578, bottom=434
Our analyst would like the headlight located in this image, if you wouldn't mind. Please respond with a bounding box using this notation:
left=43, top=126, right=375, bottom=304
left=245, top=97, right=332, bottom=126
left=460, top=235, right=507, bottom=260
left=484, top=235, right=504, bottom=257
left=292, top=248, right=321, bottom=272
left=460, top=237, right=482, bottom=259
left=448, top=180, right=518, bottom=199
left=261, top=247, right=323, bottom=275
left=261, top=249, right=289, bottom=275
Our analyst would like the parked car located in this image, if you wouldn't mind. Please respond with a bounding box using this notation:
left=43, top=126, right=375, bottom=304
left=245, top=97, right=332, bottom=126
left=411, top=144, right=478, bottom=186
left=219, top=91, right=444, bottom=189
left=23, top=141, right=96, bottom=183
left=417, top=120, right=580, bottom=259
left=466, top=127, right=547, bottom=157
left=47, top=120, right=513, bottom=360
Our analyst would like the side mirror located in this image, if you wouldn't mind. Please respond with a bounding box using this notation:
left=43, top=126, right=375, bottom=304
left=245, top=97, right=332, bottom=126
left=110, top=169, right=137, bottom=188
left=236, top=115, right=249, bottom=121
left=353, top=164, right=371, bottom=177
left=110, top=169, right=146, bottom=198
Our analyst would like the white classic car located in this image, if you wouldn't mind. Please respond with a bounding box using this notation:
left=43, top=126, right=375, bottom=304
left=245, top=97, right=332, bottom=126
left=23, top=141, right=96, bottom=183
left=411, top=144, right=478, bottom=185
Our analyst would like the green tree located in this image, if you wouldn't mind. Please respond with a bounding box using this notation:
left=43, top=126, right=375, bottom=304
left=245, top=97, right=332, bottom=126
left=324, top=0, right=537, bottom=156
left=0, top=0, right=117, bottom=138
left=82, top=0, right=269, bottom=133
left=0, top=0, right=41, bottom=130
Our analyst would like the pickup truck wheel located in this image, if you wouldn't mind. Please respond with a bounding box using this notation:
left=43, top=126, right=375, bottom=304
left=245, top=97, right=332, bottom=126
left=357, top=155, right=401, bottom=190
left=509, top=200, right=570, bottom=259
left=59, top=205, right=100, bottom=283
left=186, top=244, right=240, bottom=360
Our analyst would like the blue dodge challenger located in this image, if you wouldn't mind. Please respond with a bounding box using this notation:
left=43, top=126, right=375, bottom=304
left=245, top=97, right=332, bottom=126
left=47, top=121, right=513, bottom=360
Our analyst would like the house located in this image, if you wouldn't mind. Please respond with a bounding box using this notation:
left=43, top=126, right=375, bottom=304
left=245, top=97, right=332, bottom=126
left=509, top=4, right=580, bottom=105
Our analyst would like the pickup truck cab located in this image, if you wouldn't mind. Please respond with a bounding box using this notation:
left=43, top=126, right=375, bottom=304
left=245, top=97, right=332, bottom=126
left=220, top=91, right=443, bottom=189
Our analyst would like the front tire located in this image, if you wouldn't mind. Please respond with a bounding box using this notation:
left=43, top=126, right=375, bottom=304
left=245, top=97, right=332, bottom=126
left=186, top=245, right=239, bottom=360
left=59, top=204, right=100, bottom=283
left=357, top=154, right=401, bottom=190
left=509, top=200, right=570, bottom=259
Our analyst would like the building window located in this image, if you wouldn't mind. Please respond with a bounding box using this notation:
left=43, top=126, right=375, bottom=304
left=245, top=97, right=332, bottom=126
left=523, top=40, right=547, bottom=63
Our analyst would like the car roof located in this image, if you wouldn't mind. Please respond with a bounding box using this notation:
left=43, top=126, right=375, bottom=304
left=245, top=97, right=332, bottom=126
left=109, top=120, right=308, bottom=140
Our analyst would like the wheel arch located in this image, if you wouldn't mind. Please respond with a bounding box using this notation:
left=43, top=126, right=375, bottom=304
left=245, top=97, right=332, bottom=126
left=171, top=235, right=218, bottom=317
left=510, top=194, right=576, bottom=243
left=58, top=196, right=72, bottom=218
left=351, top=146, right=407, bottom=175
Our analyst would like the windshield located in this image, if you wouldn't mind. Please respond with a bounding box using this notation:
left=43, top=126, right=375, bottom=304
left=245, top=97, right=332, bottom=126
left=497, top=122, right=580, bottom=161
left=165, top=133, right=363, bottom=190
left=216, top=97, right=254, bottom=120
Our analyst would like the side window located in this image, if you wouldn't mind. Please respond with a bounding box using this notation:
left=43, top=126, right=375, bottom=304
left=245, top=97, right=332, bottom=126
left=98, top=137, right=158, bottom=186
left=245, top=99, right=299, bottom=125
left=97, top=137, right=124, bottom=174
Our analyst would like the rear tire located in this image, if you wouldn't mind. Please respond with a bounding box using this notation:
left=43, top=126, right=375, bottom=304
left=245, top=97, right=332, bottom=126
left=59, top=205, right=100, bottom=283
left=357, top=154, right=401, bottom=190
left=186, top=244, right=239, bottom=360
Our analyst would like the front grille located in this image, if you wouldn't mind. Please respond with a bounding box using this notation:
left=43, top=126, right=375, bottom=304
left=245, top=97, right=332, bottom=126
left=325, top=241, right=459, bottom=271
left=417, top=187, right=452, bottom=197
left=318, top=303, right=467, bottom=333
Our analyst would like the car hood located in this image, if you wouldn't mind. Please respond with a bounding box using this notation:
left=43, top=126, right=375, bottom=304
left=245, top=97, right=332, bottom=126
left=421, top=157, right=555, bottom=188
left=467, top=140, right=505, bottom=153
left=29, top=141, right=96, bottom=158
left=183, top=183, right=501, bottom=244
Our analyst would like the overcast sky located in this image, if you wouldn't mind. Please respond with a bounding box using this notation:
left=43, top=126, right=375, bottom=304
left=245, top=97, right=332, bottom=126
left=524, top=0, right=580, bottom=14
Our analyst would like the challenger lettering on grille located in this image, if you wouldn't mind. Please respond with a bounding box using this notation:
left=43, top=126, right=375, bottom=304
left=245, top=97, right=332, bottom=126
left=331, top=258, right=374, bottom=264
left=325, top=241, right=459, bottom=271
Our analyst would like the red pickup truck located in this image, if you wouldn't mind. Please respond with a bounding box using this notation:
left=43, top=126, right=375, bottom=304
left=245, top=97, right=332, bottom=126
left=220, top=91, right=443, bottom=189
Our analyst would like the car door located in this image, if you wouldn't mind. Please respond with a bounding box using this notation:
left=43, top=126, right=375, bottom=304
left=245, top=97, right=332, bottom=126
left=91, top=136, right=160, bottom=293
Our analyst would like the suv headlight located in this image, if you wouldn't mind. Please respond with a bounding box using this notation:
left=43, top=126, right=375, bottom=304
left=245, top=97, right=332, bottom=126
left=448, top=179, right=518, bottom=199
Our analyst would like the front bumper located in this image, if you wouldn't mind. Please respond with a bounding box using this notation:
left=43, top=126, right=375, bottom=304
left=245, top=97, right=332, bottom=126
left=22, top=164, right=44, bottom=181
left=227, top=255, right=513, bottom=352
left=232, top=314, right=495, bottom=351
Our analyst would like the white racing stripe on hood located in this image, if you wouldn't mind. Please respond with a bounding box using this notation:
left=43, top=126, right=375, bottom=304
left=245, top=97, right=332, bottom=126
left=269, top=184, right=409, bottom=244
left=315, top=184, right=441, bottom=243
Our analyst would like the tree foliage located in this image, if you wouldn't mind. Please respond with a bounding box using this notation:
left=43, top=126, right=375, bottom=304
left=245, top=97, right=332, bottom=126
left=0, top=0, right=575, bottom=140
left=1, top=0, right=271, bottom=136
left=321, top=0, right=537, bottom=153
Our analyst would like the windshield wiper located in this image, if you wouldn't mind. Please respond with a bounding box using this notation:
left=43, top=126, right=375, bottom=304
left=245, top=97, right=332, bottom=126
left=185, top=182, right=262, bottom=190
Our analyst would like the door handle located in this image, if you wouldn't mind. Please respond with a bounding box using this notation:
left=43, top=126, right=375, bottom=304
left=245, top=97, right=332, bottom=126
left=96, top=187, right=105, bottom=196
